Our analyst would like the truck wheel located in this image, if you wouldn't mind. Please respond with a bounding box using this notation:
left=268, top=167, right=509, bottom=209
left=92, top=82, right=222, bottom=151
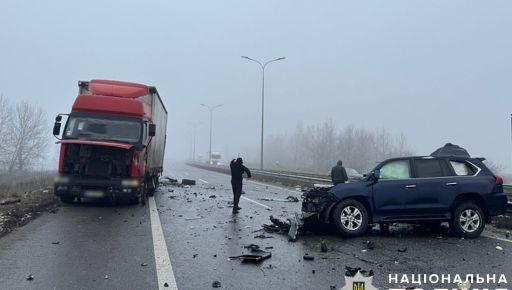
left=147, top=177, right=156, bottom=197
left=332, top=199, right=369, bottom=237
left=60, top=196, right=74, bottom=204
left=139, top=184, right=147, bottom=206
left=450, top=202, right=485, bottom=238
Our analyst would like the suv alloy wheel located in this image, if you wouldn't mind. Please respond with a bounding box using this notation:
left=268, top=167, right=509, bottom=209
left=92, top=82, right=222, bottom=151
left=332, top=199, right=369, bottom=237
left=451, top=202, right=485, bottom=238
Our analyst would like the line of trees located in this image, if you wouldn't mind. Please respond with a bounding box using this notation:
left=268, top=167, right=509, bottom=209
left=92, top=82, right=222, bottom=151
left=0, top=96, right=49, bottom=173
left=257, top=120, right=413, bottom=174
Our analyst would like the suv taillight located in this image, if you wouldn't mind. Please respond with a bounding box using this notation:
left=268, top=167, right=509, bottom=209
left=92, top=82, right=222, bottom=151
left=495, top=175, right=503, bottom=185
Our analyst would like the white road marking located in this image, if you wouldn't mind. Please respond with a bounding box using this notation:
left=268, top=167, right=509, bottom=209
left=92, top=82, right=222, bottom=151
left=241, top=196, right=272, bottom=210
left=482, top=232, right=512, bottom=243
left=198, top=178, right=209, bottom=184
left=149, top=196, right=178, bottom=290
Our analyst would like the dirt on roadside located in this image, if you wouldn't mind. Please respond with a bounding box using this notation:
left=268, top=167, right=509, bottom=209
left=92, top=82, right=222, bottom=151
left=0, top=172, right=59, bottom=238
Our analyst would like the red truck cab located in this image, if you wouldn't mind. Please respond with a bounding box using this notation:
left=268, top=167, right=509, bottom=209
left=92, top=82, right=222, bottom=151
left=53, top=80, right=167, bottom=205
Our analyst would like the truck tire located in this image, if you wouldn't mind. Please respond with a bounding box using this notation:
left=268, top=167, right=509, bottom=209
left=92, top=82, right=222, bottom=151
left=147, top=177, right=156, bottom=197
left=60, top=196, right=74, bottom=204
left=450, top=202, right=485, bottom=238
left=332, top=199, right=369, bottom=237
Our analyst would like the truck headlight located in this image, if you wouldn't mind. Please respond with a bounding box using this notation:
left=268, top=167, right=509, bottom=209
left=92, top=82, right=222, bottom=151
left=122, top=179, right=140, bottom=187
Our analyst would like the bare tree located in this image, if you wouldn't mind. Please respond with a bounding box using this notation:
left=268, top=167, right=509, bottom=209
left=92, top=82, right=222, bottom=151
left=0, top=96, right=14, bottom=172
left=6, top=101, right=49, bottom=172
left=258, top=120, right=413, bottom=174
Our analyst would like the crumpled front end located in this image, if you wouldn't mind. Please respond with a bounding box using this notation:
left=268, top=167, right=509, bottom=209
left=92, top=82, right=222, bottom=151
left=301, top=186, right=337, bottom=223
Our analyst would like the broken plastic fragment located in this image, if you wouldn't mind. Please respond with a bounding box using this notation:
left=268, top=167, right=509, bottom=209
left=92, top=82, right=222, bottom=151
left=212, top=280, right=222, bottom=288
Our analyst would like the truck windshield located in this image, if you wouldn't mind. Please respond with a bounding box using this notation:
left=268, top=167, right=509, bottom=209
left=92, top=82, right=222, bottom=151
left=64, top=116, right=142, bottom=144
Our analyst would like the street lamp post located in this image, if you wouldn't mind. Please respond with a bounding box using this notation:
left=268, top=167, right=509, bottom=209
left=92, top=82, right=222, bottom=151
left=201, top=104, right=222, bottom=164
left=190, top=122, right=201, bottom=161
left=242, top=56, right=285, bottom=170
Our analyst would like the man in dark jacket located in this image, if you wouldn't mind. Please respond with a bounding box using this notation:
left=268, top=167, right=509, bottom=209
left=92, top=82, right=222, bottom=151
left=230, top=157, right=251, bottom=213
left=331, top=160, right=348, bottom=185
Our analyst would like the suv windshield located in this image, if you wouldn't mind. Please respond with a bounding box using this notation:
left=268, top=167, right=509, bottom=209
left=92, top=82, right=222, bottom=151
left=64, top=116, right=142, bottom=144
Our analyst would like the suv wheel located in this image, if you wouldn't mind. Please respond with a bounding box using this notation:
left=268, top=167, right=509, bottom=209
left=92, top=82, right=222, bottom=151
left=451, top=202, right=485, bottom=238
left=332, top=199, right=369, bottom=237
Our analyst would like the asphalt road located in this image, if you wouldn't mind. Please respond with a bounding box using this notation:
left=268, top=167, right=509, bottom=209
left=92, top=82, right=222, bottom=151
left=0, top=163, right=511, bottom=290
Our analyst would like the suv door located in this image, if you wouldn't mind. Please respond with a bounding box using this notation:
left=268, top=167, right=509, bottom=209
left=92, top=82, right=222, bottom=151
left=372, top=159, right=416, bottom=219
left=405, top=157, right=457, bottom=218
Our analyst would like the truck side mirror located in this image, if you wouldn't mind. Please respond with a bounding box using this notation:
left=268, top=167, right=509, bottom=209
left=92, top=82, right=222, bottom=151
left=372, top=169, right=380, bottom=180
left=53, top=122, right=62, bottom=136
left=149, top=124, right=156, bottom=137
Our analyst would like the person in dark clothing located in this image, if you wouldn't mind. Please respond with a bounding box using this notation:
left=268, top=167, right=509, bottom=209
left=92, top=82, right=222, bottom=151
left=230, top=157, right=251, bottom=213
left=331, top=160, right=348, bottom=185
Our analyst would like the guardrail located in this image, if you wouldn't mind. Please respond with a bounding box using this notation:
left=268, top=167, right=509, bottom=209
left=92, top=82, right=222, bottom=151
left=186, top=162, right=512, bottom=211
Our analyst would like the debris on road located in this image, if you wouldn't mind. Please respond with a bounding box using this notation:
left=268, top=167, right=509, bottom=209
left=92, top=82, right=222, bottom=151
left=164, top=282, right=169, bottom=287
left=185, top=216, right=203, bottom=221
left=321, top=241, right=328, bottom=252
left=212, top=280, right=222, bottom=288
left=209, top=195, right=216, bottom=199
left=26, top=274, right=34, bottom=281
left=229, top=244, right=272, bottom=263
left=303, top=253, right=314, bottom=261
left=345, top=266, right=374, bottom=277
left=259, top=196, right=299, bottom=202
left=366, top=240, right=375, bottom=250
left=397, top=247, right=408, bottom=253
left=262, top=214, right=304, bottom=242
left=141, top=263, right=148, bottom=267
left=288, top=215, right=299, bottom=241
left=182, top=179, right=196, bottom=186
left=0, top=197, right=21, bottom=205
left=254, top=234, right=274, bottom=239
left=496, top=245, right=504, bottom=251
left=52, top=241, right=60, bottom=245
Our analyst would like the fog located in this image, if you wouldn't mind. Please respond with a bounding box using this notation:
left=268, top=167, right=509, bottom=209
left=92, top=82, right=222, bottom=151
left=1, top=1, right=511, bottom=172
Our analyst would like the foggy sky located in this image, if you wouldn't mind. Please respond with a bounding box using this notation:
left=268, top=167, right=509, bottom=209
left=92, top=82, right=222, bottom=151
left=1, top=1, right=511, bottom=171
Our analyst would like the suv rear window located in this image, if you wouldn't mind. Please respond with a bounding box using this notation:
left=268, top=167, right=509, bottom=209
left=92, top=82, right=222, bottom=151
left=415, top=159, right=444, bottom=178
left=450, top=161, right=475, bottom=176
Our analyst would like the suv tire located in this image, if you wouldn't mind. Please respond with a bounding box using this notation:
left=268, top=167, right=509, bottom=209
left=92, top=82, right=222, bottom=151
left=451, top=202, right=485, bottom=238
left=332, top=199, right=369, bottom=237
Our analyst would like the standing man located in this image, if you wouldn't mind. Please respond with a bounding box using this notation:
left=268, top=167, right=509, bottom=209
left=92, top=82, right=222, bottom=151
left=230, top=157, right=251, bottom=213
left=331, top=160, right=348, bottom=185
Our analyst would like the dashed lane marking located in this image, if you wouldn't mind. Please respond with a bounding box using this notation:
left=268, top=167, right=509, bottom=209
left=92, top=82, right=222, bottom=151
left=241, top=196, right=272, bottom=210
left=198, top=178, right=209, bottom=184
left=149, top=196, right=178, bottom=290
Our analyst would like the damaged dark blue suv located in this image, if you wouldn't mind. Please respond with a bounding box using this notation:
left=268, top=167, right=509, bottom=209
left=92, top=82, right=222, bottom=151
left=302, top=155, right=507, bottom=238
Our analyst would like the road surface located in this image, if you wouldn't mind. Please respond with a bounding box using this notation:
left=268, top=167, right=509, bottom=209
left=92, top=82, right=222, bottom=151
left=0, top=163, right=511, bottom=289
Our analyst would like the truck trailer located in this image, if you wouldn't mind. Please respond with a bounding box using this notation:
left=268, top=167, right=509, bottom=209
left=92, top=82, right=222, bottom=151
left=53, top=80, right=168, bottom=205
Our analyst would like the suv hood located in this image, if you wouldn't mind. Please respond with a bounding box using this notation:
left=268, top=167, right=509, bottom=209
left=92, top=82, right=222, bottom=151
left=57, top=139, right=134, bottom=150
left=329, top=180, right=370, bottom=199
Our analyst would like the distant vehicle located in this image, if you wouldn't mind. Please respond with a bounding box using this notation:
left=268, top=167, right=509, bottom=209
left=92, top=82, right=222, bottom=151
left=53, top=80, right=168, bottom=205
left=346, top=167, right=363, bottom=181
left=303, top=155, right=507, bottom=238
left=210, top=152, right=222, bottom=165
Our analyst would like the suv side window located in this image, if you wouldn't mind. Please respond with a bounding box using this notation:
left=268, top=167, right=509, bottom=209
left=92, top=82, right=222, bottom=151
left=414, top=159, right=444, bottom=178
left=450, top=161, right=475, bottom=176
left=380, top=160, right=411, bottom=179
